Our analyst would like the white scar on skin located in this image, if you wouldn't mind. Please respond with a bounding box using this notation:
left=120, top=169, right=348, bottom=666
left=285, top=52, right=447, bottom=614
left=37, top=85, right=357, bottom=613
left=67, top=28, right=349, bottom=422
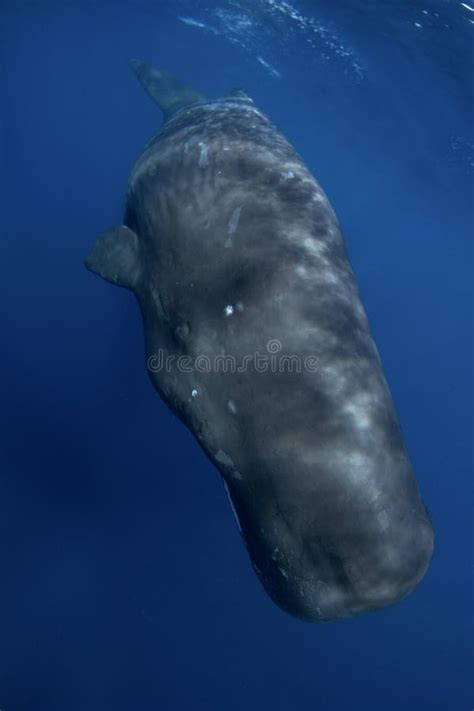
left=228, top=206, right=242, bottom=234
left=198, top=142, right=209, bottom=168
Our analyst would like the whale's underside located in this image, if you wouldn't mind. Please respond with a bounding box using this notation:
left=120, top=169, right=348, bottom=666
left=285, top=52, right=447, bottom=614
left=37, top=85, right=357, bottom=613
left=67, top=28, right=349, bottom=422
left=85, top=60, right=434, bottom=622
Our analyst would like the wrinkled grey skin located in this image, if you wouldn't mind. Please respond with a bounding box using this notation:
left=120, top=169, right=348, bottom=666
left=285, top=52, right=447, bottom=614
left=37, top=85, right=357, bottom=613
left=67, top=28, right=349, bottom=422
left=85, top=62, right=434, bottom=622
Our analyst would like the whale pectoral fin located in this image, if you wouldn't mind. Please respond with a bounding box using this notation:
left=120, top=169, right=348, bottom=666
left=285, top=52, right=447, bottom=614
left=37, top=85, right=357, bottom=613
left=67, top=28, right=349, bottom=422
left=129, top=58, right=207, bottom=121
left=84, top=225, right=140, bottom=290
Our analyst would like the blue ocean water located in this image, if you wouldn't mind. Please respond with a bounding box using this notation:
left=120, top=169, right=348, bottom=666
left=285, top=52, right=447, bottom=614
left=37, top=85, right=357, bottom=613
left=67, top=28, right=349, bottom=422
left=0, top=1, right=472, bottom=709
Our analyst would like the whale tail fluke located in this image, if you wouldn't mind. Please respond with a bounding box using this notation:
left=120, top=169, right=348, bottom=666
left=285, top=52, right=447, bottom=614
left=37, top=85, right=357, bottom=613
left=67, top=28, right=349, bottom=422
left=129, top=59, right=207, bottom=121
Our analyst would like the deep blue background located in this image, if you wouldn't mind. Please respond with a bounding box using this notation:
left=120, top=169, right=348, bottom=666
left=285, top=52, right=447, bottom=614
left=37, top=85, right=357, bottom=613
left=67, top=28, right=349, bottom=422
left=0, top=2, right=472, bottom=710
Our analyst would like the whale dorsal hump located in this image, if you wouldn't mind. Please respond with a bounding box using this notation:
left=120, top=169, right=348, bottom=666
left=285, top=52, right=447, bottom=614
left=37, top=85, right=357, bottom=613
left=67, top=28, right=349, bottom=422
left=228, top=88, right=254, bottom=103
left=129, top=59, right=207, bottom=121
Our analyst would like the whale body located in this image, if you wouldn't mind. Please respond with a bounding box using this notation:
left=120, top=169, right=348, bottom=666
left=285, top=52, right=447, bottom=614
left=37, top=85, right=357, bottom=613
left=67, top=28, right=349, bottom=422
left=85, top=61, right=434, bottom=621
